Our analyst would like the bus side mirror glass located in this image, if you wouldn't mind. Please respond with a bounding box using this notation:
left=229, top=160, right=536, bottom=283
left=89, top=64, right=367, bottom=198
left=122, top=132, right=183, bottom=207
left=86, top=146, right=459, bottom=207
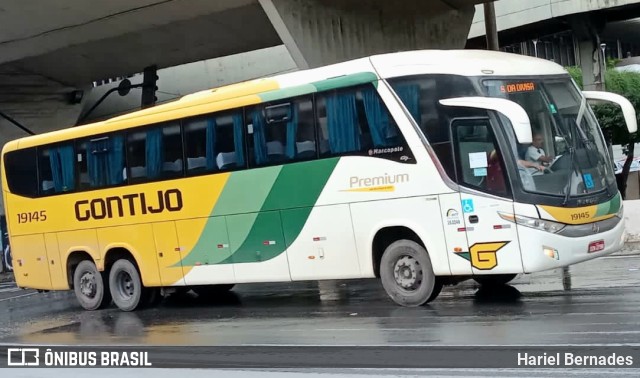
left=583, top=91, right=638, bottom=133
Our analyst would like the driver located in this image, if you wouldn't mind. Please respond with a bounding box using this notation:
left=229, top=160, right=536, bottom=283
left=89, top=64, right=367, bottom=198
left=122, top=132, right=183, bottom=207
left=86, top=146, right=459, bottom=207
left=526, top=133, right=553, bottom=163
left=525, top=133, right=553, bottom=175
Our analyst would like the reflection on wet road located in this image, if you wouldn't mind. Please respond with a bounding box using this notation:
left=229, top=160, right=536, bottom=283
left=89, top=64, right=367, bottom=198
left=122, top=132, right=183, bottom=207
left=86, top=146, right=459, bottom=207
left=0, top=255, right=639, bottom=346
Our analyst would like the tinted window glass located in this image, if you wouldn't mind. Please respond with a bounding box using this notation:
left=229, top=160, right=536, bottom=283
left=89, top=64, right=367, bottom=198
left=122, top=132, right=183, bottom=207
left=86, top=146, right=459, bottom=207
left=389, top=75, right=478, bottom=176
left=126, top=122, right=183, bottom=182
left=77, top=135, right=126, bottom=189
left=4, top=148, right=38, bottom=197
left=315, top=84, right=412, bottom=162
left=39, top=143, right=76, bottom=194
left=184, top=110, right=245, bottom=173
left=452, top=119, right=510, bottom=197
left=247, top=96, right=315, bottom=166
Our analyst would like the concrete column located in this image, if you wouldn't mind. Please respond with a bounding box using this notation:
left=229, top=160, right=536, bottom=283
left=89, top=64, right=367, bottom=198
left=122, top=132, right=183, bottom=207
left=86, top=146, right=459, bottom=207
left=259, top=0, right=476, bottom=69
left=570, top=15, right=606, bottom=91
left=577, top=38, right=606, bottom=91
left=483, top=2, right=499, bottom=51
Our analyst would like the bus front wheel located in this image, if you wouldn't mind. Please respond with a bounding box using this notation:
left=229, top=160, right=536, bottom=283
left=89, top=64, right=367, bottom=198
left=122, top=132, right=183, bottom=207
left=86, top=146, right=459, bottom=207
left=109, top=259, right=146, bottom=312
left=380, top=240, right=439, bottom=307
left=73, top=260, right=111, bottom=311
left=473, top=274, right=517, bottom=287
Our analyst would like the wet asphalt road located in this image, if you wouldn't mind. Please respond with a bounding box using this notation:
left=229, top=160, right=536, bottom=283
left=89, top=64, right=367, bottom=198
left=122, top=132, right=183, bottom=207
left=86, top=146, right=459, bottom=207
left=0, top=254, right=639, bottom=348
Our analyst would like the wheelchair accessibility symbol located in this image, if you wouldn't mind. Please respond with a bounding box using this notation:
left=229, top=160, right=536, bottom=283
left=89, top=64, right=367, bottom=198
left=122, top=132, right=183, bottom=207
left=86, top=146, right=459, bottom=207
left=461, top=199, right=474, bottom=213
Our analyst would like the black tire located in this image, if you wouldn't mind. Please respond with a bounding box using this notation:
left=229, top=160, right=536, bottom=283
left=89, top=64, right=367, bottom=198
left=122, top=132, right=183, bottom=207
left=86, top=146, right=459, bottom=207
left=473, top=274, right=517, bottom=287
left=423, top=278, right=444, bottom=305
left=380, top=240, right=437, bottom=307
left=192, top=284, right=235, bottom=299
left=109, top=259, right=145, bottom=312
left=73, top=260, right=111, bottom=311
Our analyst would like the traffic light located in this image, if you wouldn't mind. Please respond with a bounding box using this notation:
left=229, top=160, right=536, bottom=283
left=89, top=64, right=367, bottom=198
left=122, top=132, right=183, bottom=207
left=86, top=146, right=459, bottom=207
left=141, top=65, right=158, bottom=109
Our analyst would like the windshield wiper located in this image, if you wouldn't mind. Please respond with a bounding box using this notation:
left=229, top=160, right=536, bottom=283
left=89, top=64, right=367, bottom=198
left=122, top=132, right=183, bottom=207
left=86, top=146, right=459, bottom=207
left=563, top=145, right=575, bottom=205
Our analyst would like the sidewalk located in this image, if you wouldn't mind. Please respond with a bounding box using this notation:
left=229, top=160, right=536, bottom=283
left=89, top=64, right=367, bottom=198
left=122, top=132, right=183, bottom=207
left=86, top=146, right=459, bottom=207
left=613, top=242, right=640, bottom=256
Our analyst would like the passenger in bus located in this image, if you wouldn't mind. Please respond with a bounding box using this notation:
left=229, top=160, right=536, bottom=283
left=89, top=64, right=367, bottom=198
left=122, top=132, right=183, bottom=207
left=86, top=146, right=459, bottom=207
left=487, top=150, right=543, bottom=193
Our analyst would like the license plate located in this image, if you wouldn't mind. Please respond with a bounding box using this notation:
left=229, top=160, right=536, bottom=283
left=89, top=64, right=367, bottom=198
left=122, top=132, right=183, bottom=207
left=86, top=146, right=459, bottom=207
left=588, top=240, right=605, bottom=253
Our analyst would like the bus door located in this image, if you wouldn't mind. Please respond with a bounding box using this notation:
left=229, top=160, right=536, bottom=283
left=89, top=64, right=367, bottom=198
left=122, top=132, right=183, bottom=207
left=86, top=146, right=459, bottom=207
left=449, top=117, right=524, bottom=276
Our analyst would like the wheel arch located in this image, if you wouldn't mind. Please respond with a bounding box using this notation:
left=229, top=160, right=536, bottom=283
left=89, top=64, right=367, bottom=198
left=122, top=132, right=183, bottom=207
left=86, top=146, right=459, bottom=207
left=66, top=251, right=95, bottom=289
left=371, top=225, right=428, bottom=278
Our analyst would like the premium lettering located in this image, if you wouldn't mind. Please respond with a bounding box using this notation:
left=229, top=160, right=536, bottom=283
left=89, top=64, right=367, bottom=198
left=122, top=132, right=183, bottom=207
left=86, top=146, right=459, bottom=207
left=75, top=189, right=183, bottom=221
left=349, top=173, right=409, bottom=188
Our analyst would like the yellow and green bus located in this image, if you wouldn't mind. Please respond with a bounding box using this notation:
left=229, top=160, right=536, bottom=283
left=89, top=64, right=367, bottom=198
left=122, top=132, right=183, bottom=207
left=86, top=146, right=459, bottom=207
left=2, top=50, right=636, bottom=311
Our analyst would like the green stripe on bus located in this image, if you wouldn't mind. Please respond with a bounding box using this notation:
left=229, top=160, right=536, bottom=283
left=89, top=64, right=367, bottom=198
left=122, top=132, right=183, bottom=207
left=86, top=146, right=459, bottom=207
left=179, top=216, right=231, bottom=266
left=311, top=72, right=378, bottom=92
left=220, top=158, right=339, bottom=264
left=595, top=192, right=621, bottom=217
left=259, top=84, right=317, bottom=103
left=223, top=211, right=285, bottom=264
left=257, top=72, right=378, bottom=104
left=261, top=158, right=339, bottom=211
left=212, top=166, right=282, bottom=216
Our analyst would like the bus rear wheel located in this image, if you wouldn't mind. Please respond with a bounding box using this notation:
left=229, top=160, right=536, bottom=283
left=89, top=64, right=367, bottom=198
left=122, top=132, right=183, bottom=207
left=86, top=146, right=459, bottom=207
left=473, top=274, right=517, bottom=287
left=109, top=259, right=146, bottom=312
left=380, top=240, right=439, bottom=307
left=73, top=260, right=111, bottom=311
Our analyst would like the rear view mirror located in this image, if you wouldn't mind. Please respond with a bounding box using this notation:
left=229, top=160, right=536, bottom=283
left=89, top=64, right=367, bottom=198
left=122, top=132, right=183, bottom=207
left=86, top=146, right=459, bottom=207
left=583, top=91, right=638, bottom=133
left=439, top=97, right=533, bottom=144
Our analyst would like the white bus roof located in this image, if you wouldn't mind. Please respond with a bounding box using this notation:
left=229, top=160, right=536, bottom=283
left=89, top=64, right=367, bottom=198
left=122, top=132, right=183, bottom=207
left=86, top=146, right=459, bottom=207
left=369, top=49, right=569, bottom=78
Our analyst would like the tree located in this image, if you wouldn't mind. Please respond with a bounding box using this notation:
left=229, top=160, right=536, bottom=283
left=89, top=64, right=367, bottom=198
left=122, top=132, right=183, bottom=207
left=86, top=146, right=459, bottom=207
left=566, top=66, right=640, bottom=199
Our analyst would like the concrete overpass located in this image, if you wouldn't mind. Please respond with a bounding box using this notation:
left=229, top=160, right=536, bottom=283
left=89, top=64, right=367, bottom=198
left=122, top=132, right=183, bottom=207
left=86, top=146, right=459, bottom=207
left=0, top=0, right=484, bottom=146
left=467, top=0, right=640, bottom=90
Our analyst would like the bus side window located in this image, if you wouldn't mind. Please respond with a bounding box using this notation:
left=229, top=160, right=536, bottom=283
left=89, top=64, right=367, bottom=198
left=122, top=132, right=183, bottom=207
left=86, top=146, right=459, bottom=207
left=77, top=135, right=126, bottom=189
left=248, top=96, right=315, bottom=167
left=161, top=123, right=183, bottom=178
left=315, top=85, right=410, bottom=161
left=184, top=110, right=245, bottom=173
left=4, top=148, right=38, bottom=197
left=126, top=122, right=183, bottom=182
left=38, top=144, right=75, bottom=194
left=389, top=75, right=477, bottom=178
left=451, top=120, right=510, bottom=197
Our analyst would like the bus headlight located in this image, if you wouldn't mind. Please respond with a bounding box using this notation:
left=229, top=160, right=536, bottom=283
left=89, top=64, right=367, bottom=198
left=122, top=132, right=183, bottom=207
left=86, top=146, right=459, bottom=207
left=498, top=212, right=565, bottom=233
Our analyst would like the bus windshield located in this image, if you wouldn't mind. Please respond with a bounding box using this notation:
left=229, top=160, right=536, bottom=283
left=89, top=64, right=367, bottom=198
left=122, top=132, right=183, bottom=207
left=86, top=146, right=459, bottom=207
left=483, top=78, right=616, bottom=199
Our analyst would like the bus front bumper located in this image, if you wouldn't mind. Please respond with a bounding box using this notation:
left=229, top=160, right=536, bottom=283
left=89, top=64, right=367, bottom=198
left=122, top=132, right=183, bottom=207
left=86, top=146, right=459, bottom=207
left=519, top=216, right=626, bottom=273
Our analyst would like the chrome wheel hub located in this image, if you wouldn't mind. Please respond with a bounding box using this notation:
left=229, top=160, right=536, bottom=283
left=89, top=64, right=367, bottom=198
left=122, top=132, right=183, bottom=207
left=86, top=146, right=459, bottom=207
left=79, top=272, right=97, bottom=298
left=393, top=256, right=422, bottom=290
left=116, top=271, right=135, bottom=299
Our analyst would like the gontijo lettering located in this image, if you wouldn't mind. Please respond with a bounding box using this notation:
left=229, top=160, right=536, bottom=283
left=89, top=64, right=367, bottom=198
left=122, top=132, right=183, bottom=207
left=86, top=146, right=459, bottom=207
left=75, top=189, right=183, bottom=221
